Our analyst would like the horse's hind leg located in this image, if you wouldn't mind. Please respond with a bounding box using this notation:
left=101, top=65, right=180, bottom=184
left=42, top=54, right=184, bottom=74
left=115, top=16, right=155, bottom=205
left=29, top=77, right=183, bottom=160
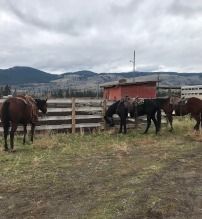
left=23, top=125, right=27, bottom=145
left=151, top=116, right=158, bottom=134
left=192, top=114, right=200, bottom=131
left=10, top=123, right=18, bottom=152
left=3, top=125, right=9, bottom=151
left=122, top=118, right=127, bottom=134
left=144, top=115, right=152, bottom=134
left=119, top=120, right=123, bottom=133
left=167, top=114, right=173, bottom=132
left=30, top=124, right=35, bottom=142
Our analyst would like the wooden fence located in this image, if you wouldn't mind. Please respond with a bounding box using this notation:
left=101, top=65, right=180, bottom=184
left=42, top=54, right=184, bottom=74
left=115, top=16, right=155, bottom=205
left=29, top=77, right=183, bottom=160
left=0, top=98, right=135, bottom=134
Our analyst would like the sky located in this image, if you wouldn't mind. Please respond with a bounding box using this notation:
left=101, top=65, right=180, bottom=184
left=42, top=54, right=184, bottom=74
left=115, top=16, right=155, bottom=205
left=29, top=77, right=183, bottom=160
left=0, top=0, right=202, bottom=74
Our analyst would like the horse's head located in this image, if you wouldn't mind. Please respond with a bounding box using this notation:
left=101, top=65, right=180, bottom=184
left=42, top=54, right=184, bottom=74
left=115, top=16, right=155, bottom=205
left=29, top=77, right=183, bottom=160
left=174, top=98, right=188, bottom=116
left=104, top=115, right=115, bottom=127
left=35, top=98, right=48, bottom=114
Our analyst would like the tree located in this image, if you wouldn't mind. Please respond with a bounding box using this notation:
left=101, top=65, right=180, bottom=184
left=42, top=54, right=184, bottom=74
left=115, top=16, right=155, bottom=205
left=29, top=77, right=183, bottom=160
left=3, top=85, right=11, bottom=96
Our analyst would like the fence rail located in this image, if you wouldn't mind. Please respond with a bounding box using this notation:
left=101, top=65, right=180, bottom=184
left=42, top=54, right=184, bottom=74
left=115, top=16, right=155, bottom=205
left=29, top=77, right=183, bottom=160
left=0, top=98, right=124, bottom=133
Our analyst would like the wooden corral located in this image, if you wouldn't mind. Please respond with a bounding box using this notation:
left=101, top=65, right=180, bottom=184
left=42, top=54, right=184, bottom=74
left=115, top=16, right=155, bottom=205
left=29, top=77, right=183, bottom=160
left=0, top=98, right=137, bottom=134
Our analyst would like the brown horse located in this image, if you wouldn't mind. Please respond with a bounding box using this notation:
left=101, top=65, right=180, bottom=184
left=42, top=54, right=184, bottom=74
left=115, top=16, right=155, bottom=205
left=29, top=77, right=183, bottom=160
left=0, top=96, right=47, bottom=152
left=157, top=96, right=181, bottom=131
left=175, top=97, right=202, bottom=130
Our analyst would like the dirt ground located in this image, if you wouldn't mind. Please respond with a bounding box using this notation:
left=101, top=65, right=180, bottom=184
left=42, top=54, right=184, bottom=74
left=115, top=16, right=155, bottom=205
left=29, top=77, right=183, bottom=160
left=0, top=122, right=202, bottom=219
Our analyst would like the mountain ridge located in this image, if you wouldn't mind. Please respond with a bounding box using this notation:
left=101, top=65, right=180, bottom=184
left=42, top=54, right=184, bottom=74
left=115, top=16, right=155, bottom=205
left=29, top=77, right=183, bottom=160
left=0, top=66, right=202, bottom=88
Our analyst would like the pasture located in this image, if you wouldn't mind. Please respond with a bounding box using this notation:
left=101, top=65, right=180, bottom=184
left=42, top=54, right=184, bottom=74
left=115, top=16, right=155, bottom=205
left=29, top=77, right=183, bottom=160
left=0, top=118, right=202, bottom=219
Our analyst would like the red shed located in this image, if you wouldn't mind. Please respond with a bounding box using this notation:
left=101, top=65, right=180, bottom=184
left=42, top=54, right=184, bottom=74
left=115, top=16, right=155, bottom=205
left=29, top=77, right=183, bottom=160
left=101, top=79, right=157, bottom=101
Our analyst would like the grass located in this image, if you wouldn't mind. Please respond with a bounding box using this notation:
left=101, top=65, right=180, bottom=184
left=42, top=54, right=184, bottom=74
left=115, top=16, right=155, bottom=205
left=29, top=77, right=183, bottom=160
left=0, top=118, right=202, bottom=219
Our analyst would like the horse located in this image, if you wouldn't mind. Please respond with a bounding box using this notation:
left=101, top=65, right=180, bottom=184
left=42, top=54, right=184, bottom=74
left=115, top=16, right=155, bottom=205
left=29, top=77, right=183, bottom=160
left=175, top=97, right=202, bottom=130
left=0, top=95, right=47, bottom=152
left=104, top=97, right=133, bottom=134
left=156, top=96, right=181, bottom=131
left=131, top=98, right=161, bottom=134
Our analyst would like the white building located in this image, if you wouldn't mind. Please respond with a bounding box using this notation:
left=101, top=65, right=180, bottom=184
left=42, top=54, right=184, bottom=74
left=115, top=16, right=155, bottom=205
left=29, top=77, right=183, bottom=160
left=181, top=85, right=202, bottom=99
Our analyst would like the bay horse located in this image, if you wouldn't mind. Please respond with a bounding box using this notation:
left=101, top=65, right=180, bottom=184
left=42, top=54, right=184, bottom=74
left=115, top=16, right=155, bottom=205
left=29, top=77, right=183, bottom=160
left=175, top=97, right=202, bottom=130
left=104, top=97, right=133, bottom=134
left=131, top=98, right=161, bottom=134
left=0, top=96, right=47, bottom=152
left=158, top=96, right=202, bottom=131
left=157, top=96, right=181, bottom=131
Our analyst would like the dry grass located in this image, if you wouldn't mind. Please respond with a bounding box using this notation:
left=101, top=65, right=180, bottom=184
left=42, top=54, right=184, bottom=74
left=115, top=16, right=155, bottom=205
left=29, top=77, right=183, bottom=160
left=0, top=118, right=202, bottom=219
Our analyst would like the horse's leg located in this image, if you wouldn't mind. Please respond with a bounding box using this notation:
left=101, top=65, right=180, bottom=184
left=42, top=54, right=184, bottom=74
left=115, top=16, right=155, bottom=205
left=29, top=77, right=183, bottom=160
left=119, top=120, right=122, bottom=133
left=118, top=115, right=123, bottom=133
left=3, top=124, right=9, bottom=151
left=124, top=111, right=128, bottom=134
left=123, top=117, right=127, bottom=134
left=23, top=124, right=27, bottom=145
left=144, top=115, right=151, bottom=134
left=167, top=114, right=173, bottom=132
left=10, top=123, right=18, bottom=152
left=192, top=114, right=200, bottom=131
left=30, top=123, right=35, bottom=142
left=151, top=115, right=158, bottom=134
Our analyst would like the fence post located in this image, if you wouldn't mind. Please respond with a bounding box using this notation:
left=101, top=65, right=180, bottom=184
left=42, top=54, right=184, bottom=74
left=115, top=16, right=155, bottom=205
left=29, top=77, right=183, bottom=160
left=72, top=97, right=76, bottom=134
left=102, top=99, right=107, bottom=130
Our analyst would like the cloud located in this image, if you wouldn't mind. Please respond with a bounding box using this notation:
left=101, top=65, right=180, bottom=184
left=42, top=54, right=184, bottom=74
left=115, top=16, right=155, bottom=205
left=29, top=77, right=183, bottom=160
left=0, top=0, right=202, bottom=74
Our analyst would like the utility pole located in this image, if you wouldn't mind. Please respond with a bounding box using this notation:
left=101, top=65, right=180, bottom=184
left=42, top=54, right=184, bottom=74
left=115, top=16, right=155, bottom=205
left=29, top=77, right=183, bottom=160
left=130, top=49, right=136, bottom=82
left=133, top=49, right=135, bottom=72
left=96, top=82, right=99, bottom=98
left=130, top=50, right=136, bottom=72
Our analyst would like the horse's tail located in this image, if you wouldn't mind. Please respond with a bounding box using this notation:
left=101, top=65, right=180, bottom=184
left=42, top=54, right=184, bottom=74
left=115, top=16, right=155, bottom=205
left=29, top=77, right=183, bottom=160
left=156, top=108, right=161, bottom=131
left=200, top=112, right=202, bottom=128
left=1, top=100, right=10, bottom=131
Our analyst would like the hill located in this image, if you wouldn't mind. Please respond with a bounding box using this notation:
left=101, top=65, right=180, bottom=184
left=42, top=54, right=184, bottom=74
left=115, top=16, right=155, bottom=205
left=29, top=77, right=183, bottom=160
left=0, top=66, right=202, bottom=90
left=0, top=66, right=59, bottom=85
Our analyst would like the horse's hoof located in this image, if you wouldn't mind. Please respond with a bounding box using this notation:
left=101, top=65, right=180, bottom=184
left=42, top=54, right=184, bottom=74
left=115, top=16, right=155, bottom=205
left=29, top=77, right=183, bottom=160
left=10, top=149, right=16, bottom=153
left=3, top=148, right=9, bottom=152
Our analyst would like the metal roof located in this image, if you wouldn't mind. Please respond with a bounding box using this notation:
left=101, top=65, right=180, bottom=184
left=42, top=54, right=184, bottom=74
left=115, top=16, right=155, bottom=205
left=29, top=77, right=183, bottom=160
left=100, top=79, right=157, bottom=88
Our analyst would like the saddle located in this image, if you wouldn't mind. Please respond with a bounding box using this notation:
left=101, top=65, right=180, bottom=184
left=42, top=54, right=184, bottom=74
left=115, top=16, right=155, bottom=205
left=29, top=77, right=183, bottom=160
left=133, top=97, right=144, bottom=106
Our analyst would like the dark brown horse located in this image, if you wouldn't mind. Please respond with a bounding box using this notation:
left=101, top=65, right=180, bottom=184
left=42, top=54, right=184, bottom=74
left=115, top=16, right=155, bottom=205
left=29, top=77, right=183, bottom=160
left=175, top=97, right=202, bottom=130
left=155, top=96, right=202, bottom=131
left=0, top=96, right=47, bottom=152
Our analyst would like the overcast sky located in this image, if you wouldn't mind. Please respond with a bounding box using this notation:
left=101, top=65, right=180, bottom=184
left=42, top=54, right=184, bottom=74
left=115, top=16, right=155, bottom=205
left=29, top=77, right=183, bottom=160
left=0, top=0, right=202, bottom=74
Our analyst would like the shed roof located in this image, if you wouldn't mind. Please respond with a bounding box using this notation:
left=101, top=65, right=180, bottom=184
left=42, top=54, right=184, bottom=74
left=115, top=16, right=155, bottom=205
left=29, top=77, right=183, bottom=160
left=158, top=86, right=181, bottom=90
left=100, top=79, right=157, bottom=88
